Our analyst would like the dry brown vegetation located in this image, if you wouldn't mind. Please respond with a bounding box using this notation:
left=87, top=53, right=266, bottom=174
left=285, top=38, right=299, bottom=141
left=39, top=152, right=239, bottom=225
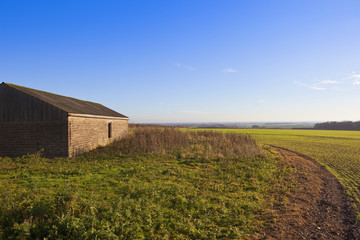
left=93, top=126, right=263, bottom=160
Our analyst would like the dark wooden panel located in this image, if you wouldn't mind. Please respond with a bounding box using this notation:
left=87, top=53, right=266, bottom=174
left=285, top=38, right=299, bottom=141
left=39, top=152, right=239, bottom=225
left=0, top=84, right=67, bottom=121
left=7, top=83, right=128, bottom=118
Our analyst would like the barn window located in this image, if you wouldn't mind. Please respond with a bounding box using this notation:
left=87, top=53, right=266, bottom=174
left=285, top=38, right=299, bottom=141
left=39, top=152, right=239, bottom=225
left=108, top=122, right=112, bottom=138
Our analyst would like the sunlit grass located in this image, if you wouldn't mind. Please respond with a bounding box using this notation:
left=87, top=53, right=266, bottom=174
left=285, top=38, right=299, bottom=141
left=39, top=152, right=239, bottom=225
left=0, top=127, right=292, bottom=239
left=198, top=128, right=360, bottom=218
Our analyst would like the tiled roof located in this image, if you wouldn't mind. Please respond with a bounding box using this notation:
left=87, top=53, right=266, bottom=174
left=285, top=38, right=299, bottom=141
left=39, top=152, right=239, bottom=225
left=2, top=82, right=128, bottom=118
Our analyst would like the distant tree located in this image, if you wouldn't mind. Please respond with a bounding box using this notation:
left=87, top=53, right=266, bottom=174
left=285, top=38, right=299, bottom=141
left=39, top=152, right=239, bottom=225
left=314, top=121, right=360, bottom=131
left=252, top=125, right=260, bottom=129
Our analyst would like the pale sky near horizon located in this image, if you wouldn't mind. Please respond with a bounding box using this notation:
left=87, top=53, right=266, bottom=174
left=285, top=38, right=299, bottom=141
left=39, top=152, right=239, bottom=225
left=1, top=0, right=360, bottom=123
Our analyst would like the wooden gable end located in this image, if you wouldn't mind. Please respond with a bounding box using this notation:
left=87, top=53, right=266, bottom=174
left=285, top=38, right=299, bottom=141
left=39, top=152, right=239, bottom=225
left=0, top=83, right=68, bottom=121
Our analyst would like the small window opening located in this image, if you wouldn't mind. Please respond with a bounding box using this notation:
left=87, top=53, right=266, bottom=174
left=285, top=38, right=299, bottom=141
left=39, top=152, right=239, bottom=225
left=108, top=122, right=112, bottom=138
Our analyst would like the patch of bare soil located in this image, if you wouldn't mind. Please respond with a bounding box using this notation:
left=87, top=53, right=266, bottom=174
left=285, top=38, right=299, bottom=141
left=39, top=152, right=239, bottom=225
left=253, top=146, right=359, bottom=240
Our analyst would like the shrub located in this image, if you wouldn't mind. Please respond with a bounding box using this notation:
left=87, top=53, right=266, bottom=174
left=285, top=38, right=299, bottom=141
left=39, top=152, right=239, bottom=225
left=90, top=127, right=262, bottom=160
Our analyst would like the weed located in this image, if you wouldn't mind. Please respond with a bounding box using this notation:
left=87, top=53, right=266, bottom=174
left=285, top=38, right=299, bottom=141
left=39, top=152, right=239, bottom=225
left=0, top=126, right=291, bottom=239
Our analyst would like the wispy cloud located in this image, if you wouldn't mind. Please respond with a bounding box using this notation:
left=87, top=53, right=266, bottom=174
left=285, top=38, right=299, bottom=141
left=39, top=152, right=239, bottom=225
left=329, top=86, right=343, bottom=91
left=174, top=62, right=195, bottom=71
left=257, top=99, right=265, bottom=104
left=309, top=86, right=326, bottom=91
left=222, top=68, right=237, bottom=73
left=294, top=81, right=326, bottom=91
left=297, top=73, right=360, bottom=90
left=353, top=80, right=360, bottom=86
left=295, top=78, right=342, bottom=91
left=350, top=74, right=360, bottom=86
left=320, top=80, right=339, bottom=84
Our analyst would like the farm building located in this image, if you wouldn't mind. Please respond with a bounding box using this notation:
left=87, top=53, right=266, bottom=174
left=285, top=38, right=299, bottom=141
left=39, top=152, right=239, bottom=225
left=0, top=82, right=129, bottom=157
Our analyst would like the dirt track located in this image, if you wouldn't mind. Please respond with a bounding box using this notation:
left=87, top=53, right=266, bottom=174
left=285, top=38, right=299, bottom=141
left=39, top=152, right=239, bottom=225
left=254, top=146, right=359, bottom=240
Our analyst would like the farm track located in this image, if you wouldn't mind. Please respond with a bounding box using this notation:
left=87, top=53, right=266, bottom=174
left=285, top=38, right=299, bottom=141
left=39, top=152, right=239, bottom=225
left=254, top=146, right=359, bottom=240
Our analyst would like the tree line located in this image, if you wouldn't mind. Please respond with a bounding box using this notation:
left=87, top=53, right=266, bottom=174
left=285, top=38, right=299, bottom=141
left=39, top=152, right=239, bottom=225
left=314, top=121, right=360, bottom=130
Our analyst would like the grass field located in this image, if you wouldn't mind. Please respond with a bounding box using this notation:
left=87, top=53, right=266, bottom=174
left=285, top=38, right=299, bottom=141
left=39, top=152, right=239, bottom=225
left=198, top=128, right=360, bottom=217
left=0, top=127, right=292, bottom=239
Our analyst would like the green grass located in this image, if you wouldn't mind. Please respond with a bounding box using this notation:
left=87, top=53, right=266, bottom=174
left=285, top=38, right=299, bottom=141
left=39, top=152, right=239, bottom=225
left=0, top=127, right=292, bottom=239
left=197, top=128, right=360, bottom=217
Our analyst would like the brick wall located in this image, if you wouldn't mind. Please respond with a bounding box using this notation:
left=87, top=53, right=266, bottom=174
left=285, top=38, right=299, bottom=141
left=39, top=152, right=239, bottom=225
left=0, top=117, right=128, bottom=158
left=0, top=121, right=68, bottom=157
left=68, top=116, right=128, bottom=157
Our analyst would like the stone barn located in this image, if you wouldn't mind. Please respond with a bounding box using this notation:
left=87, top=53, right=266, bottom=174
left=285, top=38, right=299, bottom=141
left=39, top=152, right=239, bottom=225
left=0, top=82, right=129, bottom=157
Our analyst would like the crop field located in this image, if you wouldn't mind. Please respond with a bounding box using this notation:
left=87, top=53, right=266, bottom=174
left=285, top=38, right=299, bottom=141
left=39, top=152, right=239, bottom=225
left=0, top=127, right=292, bottom=239
left=200, top=128, right=360, bottom=217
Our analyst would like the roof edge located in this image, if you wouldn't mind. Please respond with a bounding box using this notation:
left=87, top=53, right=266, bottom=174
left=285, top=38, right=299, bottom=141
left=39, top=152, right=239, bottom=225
left=68, top=113, right=129, bottom=120
left=2, top=82, right=128, bottom=118
left=2, top=82, right=70, bottom=114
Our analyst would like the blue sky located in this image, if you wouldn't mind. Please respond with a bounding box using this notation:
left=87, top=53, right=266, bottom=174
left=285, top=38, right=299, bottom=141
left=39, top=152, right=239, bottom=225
left=1, top=0, right=360, bottom=123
